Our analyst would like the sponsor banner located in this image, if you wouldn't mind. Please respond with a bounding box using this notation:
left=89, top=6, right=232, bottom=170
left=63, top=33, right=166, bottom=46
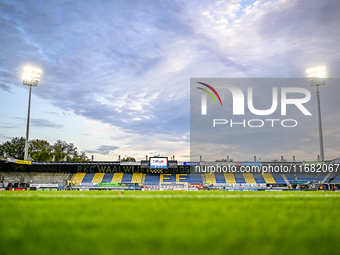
left=225, top=188, right=260, bottom=191
left=140, top=160, right=149, bottom=168
left=241, top=162, right=262, bottom=166
left=0, top=188, right=6, bottom=191
left=16, top=160, right=32, bottom=165
left=0, top=157, right=7, bottom=161
left=168, top=161, right=178, bottom=168
left=150, top=157, right=168, bottom=169
left=2, top=162, right=202, bottom=174
left=120, top=162, right=141, bottom=166
left=36, top=188, right=58, bottom=191
left=184, top=162, right=200, bottom=166
left=92, top=161, right=120, bottom=165
left=189, top=183, right=201, bottom=188
left=334, top=159, right=340, bottom=164
left=79, top=188, right=90, bottom=191
left=267, top=184, right=287, bottom=187
left=216, top=162, right=236, bottom=166
left=32, top=161, right=120, bottom=165
left=13, top=188, right=23, bottom=191
left=30, top=184, right=58, bottom=188
left=98, top=183, right=119, bottom=187
left=177, top=162, right=184, bottom=166
left=79, top=183, right=97, bottom=186
left=292, top=181, right=312, bottom=184
left=210, top=183, right=227, bottom=187
left=200, top=162, right=236, bottom=166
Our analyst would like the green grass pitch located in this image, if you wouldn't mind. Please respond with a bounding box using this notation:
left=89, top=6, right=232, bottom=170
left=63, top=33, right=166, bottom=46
left=1, top=191, right=340, bottom=255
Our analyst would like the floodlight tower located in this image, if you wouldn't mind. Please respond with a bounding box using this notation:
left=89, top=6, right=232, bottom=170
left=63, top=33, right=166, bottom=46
left=23, top=67, right=42, bottom=161
left=306, top=67, right=326, bottom=162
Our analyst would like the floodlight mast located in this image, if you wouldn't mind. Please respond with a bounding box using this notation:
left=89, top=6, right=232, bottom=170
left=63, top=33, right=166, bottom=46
left=23, top=67, right=41, bottom=161
left=306, top=67, right=326, bottom=162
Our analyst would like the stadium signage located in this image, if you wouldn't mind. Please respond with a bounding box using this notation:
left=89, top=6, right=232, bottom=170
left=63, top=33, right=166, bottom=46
left=150, top=157, right=168, bottom=169
left=30, top=184, right=58, bottom=188
left=168, top=161, right=178, bottom=168
left=183, top=162, right=200, bottom=166
left=140, top=160, right=150, bottom=168
left=200, top=162, right=236, bottom=166
left=0, top=160, right=191, bottom=173
left=120, top=162, right=141, bottom=166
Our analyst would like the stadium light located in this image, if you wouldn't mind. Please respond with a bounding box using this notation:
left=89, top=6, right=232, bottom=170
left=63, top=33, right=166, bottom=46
left=306, top=66, right=326, bottom=161
left=23, top=67, right=42, bottom=161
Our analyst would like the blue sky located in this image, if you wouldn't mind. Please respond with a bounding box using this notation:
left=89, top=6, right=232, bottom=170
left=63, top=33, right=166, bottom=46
left=0, top=0, right=339, bottom=161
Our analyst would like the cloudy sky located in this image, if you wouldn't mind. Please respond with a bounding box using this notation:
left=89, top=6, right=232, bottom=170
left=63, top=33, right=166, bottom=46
left=0, top=0, right=339, bottom=162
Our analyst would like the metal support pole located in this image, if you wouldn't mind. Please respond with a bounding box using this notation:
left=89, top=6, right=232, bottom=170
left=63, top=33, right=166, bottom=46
left=316, top=86, right=324, bottom=161
left=24, top=86, right=32, bottom=161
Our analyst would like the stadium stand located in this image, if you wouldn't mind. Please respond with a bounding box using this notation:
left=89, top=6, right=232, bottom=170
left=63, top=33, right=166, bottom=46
left=160, top=174, right=175, bottom=183
left=322, top=173, right=333, bottom=183
left=187, top=174, right=203, bottom=184
left=121, top=173, right=133, bottom=183
left=271, top=174, right=286, bottom=184
left=81, top=173, right=95, bottom=183
left=112, top=173, right=124, bottom=183
left=72, top=172, right=86, bottom=184
left=262, top=173, right=276, bottom=184
left=330, top=174, right=340, bottom=183
left=205, top=173, right=216, bottom=184
left=92, top=173, right=105, bottom=183
left=144, top=174, right=160, bottom=185
left=224, top=173, right=236, bottom=183
left=215, top=174, right=226, bottom=183
left=1, top=172, right=73, bottom=187
left=243, top=173, right=256, bottom=184
left=234, top=174, right=246, bottom=184
left=101, top=173, right=114, bottom=183
left=252, top=174, right=265, bottom=183
left=131, top=173, right=143, bottom=184
left=176, top=174, right=189, bottom=183
left=284, top=172, right=330, bottom=184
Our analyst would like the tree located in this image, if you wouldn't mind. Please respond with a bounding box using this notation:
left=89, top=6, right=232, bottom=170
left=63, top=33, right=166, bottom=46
left=29, top=139, right=53, bottom=162
left=0, top=137, right=26, bottom=159
left=121, top=157, right=136, bottom=162
left=0, top=137, right=88, bottom=162
left=52, top=140, right=88, bottom=162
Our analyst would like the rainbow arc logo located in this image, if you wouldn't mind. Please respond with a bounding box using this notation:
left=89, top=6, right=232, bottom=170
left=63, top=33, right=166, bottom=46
left=196, top=82, right=223, bottom=106
left=196, top=82, right=222, bottom=115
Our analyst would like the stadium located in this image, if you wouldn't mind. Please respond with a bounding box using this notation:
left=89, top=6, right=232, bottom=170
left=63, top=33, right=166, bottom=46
left=2, top=0, right=340, bottom=254
left=1, top=156, right=340, bottom=255
left=1, top=157, right=340, bottom=191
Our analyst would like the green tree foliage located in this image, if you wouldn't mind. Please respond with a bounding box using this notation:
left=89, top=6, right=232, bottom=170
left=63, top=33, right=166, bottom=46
left=0, top=137, right=88, bottom=162
left=121, top=157, right=136, bottom=162
left=0, top=137, right=26, bottom=159
left=29, top=139, right=53, bottom=162
left=52, top=140, right=88, bottom=162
